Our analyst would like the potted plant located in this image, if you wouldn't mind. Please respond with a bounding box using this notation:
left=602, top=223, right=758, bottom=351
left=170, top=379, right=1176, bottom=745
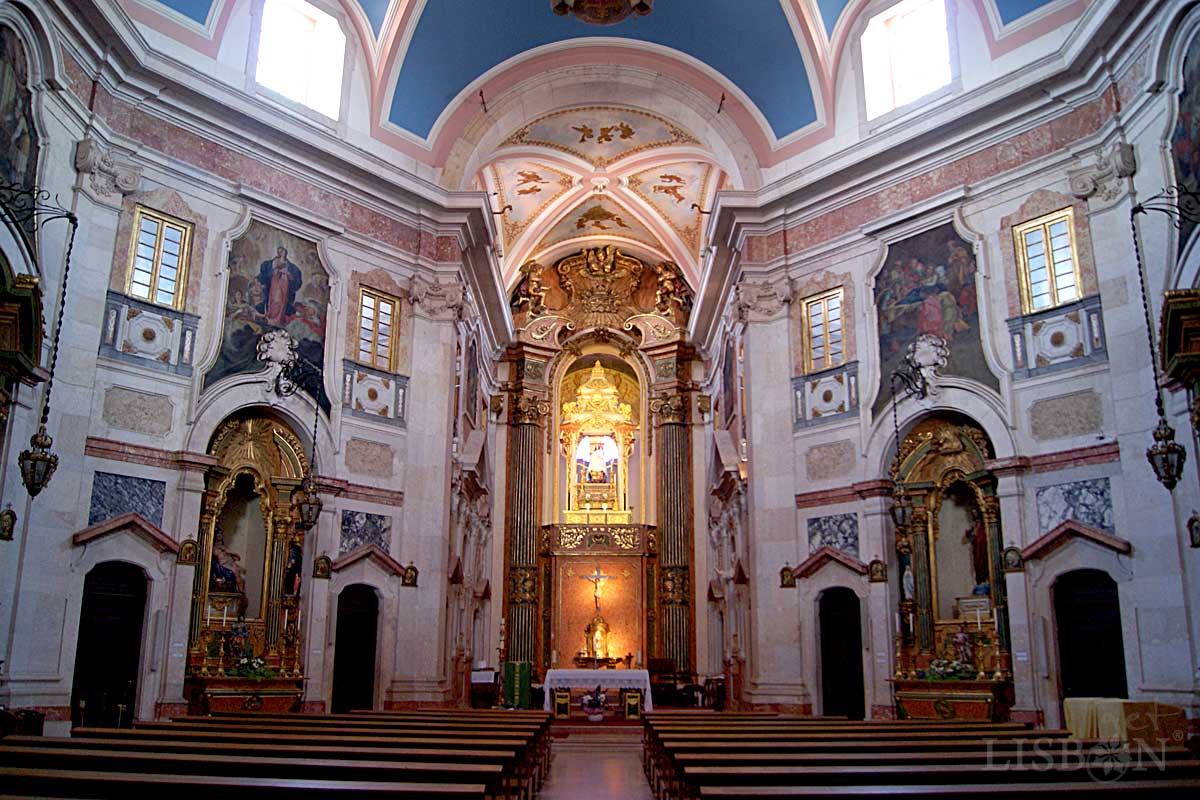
left=580, top=685, right=607, bottom=722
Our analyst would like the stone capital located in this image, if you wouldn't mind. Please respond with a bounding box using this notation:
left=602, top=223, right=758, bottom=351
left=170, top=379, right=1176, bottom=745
left=74, top=138, right=142, bottom=200
left=733, top=279, right=788, bottom=323
left=408, top=276, right=466, bottom=321
left=1069, top=142, right=1136, bottom=203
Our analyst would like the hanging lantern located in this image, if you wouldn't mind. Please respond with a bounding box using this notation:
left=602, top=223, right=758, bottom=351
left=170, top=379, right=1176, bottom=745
left=889, top=484, right=913, bottom=530
left=292, top=471, right=322, bottom=531
left=1147, top=417, right=1187, bottom=491
left=19, top=425, right=57, bottom=497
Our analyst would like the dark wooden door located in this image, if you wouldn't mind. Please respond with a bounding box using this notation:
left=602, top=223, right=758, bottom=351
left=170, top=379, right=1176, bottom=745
left=331, top=584, right=379, bottom=713
left=819, top=587, right=865, bottom=719
left=1054, top=569, right=1127, bottom=699
left=70, top=562, right=147, bottom=727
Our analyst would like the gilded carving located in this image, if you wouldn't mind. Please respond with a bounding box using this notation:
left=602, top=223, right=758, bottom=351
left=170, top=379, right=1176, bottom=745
left=650, top=393, right=688, bottom=425
left=508, top=566, right=539, bottom=604
left=660, top=567, right=689, bottom=604
left=511, top=394, right=551, bottom=425
left=177, top=538, right=200, bottom=566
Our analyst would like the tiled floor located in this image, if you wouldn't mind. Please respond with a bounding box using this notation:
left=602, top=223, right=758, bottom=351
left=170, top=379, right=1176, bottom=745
left=541, top=725, right=654, bottom=800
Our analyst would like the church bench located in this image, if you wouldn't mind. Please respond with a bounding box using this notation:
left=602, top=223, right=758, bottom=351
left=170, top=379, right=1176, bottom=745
left=154, top=716, right=553, bottom=778
left=693, top=780, right=1200, bottom=799
left=75, top=725, right=546, bottom=791
left=676, top=758, right=1200, bottom=799
left=0, top=766, right=490, bottom=799
left=670, top=745, right=1198, bottom=768
left=0, top=745, right=512, bottom=798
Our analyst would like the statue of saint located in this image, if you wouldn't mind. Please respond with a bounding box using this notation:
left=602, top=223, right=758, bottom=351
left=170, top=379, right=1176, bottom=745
left=952, top=624, right=973, bottom=665
left=963, top=507, right=990, bottom=591
left=586, top=442, right=609, bottom=483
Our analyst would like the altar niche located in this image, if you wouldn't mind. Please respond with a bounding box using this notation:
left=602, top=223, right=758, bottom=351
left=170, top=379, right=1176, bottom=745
left=184, top=412, right=309, bottom=712
left=890, top=415, right=1014, bottom=720
left=543, top=350, right=653, bottom=670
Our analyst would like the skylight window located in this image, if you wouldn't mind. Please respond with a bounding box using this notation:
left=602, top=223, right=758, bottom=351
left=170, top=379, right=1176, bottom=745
left=861, top=0, right=952, bottom=120
left=255, top=0, right=345, bottom=119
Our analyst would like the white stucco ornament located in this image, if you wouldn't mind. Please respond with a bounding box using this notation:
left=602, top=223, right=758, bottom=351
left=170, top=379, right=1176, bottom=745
left=905, top=333, right=949, bottom=399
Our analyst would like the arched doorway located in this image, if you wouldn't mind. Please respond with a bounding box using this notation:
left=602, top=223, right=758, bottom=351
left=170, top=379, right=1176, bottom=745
left=331, top=584, right=379, bottom=712
left=1054, top=569, right=1127, bottom=699
left=70, top=562, right=147, bottom=727
left=818, top=587, right=864, bottom=719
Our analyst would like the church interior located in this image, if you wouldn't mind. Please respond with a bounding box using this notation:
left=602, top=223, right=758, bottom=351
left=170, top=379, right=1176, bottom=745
left=1, top=0, right=1200, bottom=796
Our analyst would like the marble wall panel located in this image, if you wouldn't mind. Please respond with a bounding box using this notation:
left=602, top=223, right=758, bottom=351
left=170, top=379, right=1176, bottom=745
left=1035, top=477, right=1113, bottom=533
left=88, top=471, right=166, bottom=527
left=340, top=510, right=392, bottom=554
left=807, top=513, right=859, bottom=557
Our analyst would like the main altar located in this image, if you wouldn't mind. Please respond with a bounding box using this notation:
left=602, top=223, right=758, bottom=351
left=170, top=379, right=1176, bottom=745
left=542, top=669, right=654, bottom=711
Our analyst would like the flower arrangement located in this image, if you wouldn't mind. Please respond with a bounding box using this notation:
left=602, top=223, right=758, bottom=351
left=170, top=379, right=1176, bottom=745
left=227, top=649, right=276, bottom=681
left=922, top=658, right=974, bottom=680
left=580, top=685, right=608, bottom=720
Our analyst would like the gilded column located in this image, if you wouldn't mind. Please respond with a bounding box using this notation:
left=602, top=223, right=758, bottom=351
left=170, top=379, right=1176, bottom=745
left=504, top=393, right=549, bottom=666
left=651, top=393, right=694, bottom=674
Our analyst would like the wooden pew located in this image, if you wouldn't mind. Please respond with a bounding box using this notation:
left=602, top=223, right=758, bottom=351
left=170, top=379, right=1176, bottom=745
left=0, top=766, right=489, bottom=799
left=695, top=781, right=1200, bottom=799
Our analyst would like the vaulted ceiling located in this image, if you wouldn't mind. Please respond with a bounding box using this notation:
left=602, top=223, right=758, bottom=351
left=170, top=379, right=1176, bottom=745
left=139, top=0, right=1071, bottom=286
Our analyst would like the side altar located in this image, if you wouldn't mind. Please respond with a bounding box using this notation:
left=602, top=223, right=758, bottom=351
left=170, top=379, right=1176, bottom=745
left=888, top=419, right=1015, bottom=721
left=180, top=415, right=315, bottom=714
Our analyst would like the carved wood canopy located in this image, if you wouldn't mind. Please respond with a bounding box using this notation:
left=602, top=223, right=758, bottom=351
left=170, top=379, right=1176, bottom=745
left=510, top=245, right=691, bottom=341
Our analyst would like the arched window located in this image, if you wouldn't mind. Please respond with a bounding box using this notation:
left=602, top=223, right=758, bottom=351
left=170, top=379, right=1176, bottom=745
left=861, top=0, right=952, bottom=120
left=255, top=0, right=345, bottom=119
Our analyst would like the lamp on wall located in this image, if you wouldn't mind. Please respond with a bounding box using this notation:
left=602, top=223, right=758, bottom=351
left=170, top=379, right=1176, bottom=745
left=271, top=349, right=325, bottom=529
left=1129, top=187, right=1193, bottom=491
left=887, top=359, right=928, bottom=529
left=0, top=181, right=78, bottom=498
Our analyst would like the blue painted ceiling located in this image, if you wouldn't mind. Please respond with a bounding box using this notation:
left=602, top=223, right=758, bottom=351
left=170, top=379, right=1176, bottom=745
left=356, top=0, right=391, bottom=37
left=995, top=0, right=1060, bottom=25
left=156, top=0, right=213, bottom=25
left=387, top=0, right=818, bottom=142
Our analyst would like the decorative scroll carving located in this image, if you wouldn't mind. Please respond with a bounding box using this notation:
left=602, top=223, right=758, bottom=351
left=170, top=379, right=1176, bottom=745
left=660, top=566, right=689, bottom=604
left=650, top=393, right=688, bottom=425
left=409, top=277, right=465, bottom=320
left=74, top=138, right=142, bottom=197
left=511, top=394, right=551, bottom=425
left=510, top=246, right=690, bottom=339
left=1069, top=143, right=1136, bottom=202
left=507, top=566, right=538, bottom=604
left=734, top=280, right=787, bottom=322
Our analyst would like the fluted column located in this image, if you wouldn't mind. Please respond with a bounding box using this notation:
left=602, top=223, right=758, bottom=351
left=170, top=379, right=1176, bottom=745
left=651, top=393, right=693, bottom=674
left=503, top=393, right=548, bottom=667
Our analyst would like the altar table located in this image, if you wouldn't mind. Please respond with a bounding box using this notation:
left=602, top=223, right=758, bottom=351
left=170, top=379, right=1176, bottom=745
left=1062, top=698, right=1187, bottom=747
left=541, top=668, right=654, bottom=711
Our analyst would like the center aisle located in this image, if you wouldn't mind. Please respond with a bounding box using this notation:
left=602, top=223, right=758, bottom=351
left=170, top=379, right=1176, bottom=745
left=541, top=724, right=653, bottom=800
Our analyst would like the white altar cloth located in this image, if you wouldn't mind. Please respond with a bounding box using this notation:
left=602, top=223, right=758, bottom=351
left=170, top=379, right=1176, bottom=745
left=541, top=668, right=654, bottom=711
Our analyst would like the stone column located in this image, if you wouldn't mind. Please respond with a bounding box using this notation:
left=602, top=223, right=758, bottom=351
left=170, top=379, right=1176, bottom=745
left=651, top=392, right=693, bottom=674
left=503, top=393, right=548, bottom=667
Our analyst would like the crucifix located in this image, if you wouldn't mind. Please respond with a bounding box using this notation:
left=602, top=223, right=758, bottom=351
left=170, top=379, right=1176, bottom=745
left=580, top=565, right=615, bottom=611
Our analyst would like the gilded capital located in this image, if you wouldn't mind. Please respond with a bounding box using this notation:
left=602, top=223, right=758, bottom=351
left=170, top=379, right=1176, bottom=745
left=650, top=393, right=688, bottom=425
left=511, top=394, right=550, bottom=425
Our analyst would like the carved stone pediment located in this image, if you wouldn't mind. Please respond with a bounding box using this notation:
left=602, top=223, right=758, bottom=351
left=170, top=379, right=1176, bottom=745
left=1021, top=520, right=1132, bottom=562
left=72, top=512, right=179, bottom=554
left=332, top=544, right=406, bottom=577
left=794, top=546, right=868, bottom=580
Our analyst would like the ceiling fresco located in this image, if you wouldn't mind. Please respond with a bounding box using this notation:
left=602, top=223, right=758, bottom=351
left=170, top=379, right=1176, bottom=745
left=501, top=106, right=698, bottom=169
left=627, top=161, right=714, bottom=256
left=488, top=160, right=576, bottom=249
left=535, top=195, right=663, bottom=257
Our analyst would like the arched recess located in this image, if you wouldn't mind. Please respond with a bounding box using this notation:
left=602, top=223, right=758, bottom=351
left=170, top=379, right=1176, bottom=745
left=1052, top=568, right=1128, bottom=701
left=70, top=561, right=148, bottom=727
left=185, top=408, right=311, bottom=676
left=331, top=582, right=380, bottom=712
left=891, top=413, right=1012, bottom=670
left=818, top=586, right=865, bottom=720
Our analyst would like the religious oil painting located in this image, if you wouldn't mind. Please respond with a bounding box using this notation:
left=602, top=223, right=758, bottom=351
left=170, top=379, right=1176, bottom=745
left=0, top=26, right=40, bottom=247
left=203, top=219, right=330, bottom=409
left=464, top=337, right=479, bottom=426
left=871, top=222, right=998, bottom=416
left=1173, top=30, right=1200, bottom=255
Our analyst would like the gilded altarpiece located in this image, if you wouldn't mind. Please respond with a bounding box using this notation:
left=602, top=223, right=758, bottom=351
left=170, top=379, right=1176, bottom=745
left=503, top=244, right=694, bottom=679
left=890, top=417, right=1013, bottom=720
left=184, top=414, right=308, bottom=713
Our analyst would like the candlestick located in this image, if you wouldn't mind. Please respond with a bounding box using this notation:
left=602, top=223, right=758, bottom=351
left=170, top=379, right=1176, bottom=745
left=284, top=609, right=289, bottom=628
left=993, top=608, right=999, bottom=628
left=222, top=605, right=227, bottom=626
left=206, top=605, right=210, bottom=627
left=551, top=649, right=557, bottom=665
left=975, top=609, right=981, bottom=630
left=297, top=605, right=302, bottom=628
left=895, top=612, right=901, bottom=631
